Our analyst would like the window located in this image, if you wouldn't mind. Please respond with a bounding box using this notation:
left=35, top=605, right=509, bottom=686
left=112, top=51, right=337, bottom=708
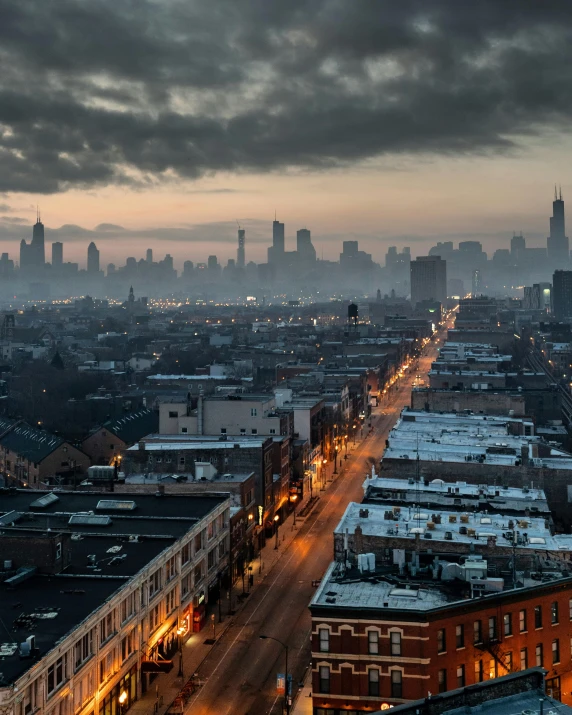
left=456, top=624, right=464, bottom=648
left=437, top=628, right=446, bottom=653
left=551, top=601, right=559, bottom=624
left=208, top=548, right=217, bottom=571
left=194, top=530, right=204, bottom=554
left=166, top=587, right=177, bottom=614
left=149, top=603, right=161, bottom=634
left=534, top=605, right=542, bottom=629
left=181, top=572, right=192, bottom=600
left=207, top=520, right=216, bottom=540
left=99, top=650, right=114, bottom=685
left=569, top=598, right=572, bottom=621
left=56, top=542, right=62, bottom=560
left=546, top=677, right=561, bottom=701
left=503, top=613, right=512, bottom=636
left=368, top=669, right=380, bottom=697
left=519, top=609, right=527, bottom=633
left=148, top=569, right=162, bottom=599
left=47, top=654, right=67, bottom=695
left=368, top=630, right=379, bottom=655
left=504, top=651, right=512, bottom=673
left=220, top=428, right=227, bottom=434
left=390, top=631, right=402, bottom=656
left=552, top=639, right=560, bottom=664
left=99, top=611, right=115, bottom=644
left=473, top=620, right=482, bottom=644
left=438, top=669, right=447, bottom=693
left=319, top=666, right=330, bottom=694
left=165, top=555, right=177, bottom=583
left=474, top=660, right=483, bottom=683
left=121, top=630, right=135, bottom=662
left=535, top=643, right=543, bottom=667
left=120, top=592, right=136, bottom=623
left=319, top=628, right=329, bottom=653
left=488, top=616, right=497, bottom=641
left=489, top=659, right=497, bottom=679
left=520, top=647, right=528, bottom=670
left=74, top=631, right=93, bottom=670
left=456, top=665, right=465, bottom=688
left=251, top=428, right=258, bottom=435
left=391, top=670, right=402, bottom=698
left=194, top=560, right=204, bottom=585
left=181, top=542, right=191, bottom=565
left=251, top=408, right=258, bottom=417
left=168, top=411, right=178, bottom=418
left=179, top=456, right=185, bottom=466
left=270, top=428, right=276, bottom=435
left=240, top=428, right=246, bottom=434
left=181, top=427, right=188, bottom=434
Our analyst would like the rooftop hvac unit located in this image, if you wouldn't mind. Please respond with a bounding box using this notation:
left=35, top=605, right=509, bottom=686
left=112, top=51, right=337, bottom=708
left=449, top=515, right=457, bottom=523
left=467, top=528, right=476, bottom=537
left=460, top=514, right=469, bottom=523
left=445, top=531, right=453, bottom=540
left=427, top=522, right=435, bottom=530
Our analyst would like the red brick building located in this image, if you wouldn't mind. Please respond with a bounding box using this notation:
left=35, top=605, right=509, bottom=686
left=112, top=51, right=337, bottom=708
left=310, top=560, right=572, bottom=715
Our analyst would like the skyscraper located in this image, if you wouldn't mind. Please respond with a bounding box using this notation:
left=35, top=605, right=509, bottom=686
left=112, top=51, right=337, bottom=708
left=552, top=270, right=572, bottom=319
left=410, top=256, right=447, bottom=306
left=20, top=211, right=46, bottom=271
left=547, top=187, right=569, bottom=264
left=296, top=228, right=316, bottom=263
left=87, top=241, right=100, bottom=273
left=146, top=248, right=153, bottom=264
left=237, top=229, right=246, bottom=268
left=510, top=233, right=526, bottom=260
left=51, top=242, right=63, bottom=268
left=267, top=218, right=285, bottom=264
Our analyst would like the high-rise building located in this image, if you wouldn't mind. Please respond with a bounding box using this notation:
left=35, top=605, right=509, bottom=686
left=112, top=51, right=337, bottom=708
left=511, top=233, right=526, bottom=259
left=87, top=241, right=100, bottom=273
left=552, top=270, right=572, bottom=319
left=51, top=242, right=63, bottom=268
left=410, top=255, right=447, bottom=306
left=146, top=248, right=153, bottom=264
left=547, top=187, right=569, bottom=264
left=268, top=218, right=285, bottom=264
left=237, top=229, right=246, bottom=268
left=207, top=255, right=218, bottom=270
left=296, top=228, right=316, bottom=263
left=20, top=212, right=46, bottom=271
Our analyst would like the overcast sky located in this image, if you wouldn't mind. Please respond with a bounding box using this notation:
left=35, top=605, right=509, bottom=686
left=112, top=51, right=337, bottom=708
left=1, top=0, right=572, bottom=267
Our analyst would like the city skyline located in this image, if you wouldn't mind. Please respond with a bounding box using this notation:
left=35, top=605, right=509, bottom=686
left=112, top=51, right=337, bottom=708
left=2, top=4, right=572, bottom=265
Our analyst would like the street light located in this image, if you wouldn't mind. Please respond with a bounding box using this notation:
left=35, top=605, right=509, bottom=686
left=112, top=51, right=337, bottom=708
left=259, top=635, right=290, bottom=714
left=333, top=445, right=338, bottom=474
left=290, top=493, right=298, bottom=528
left=274, top=514, right=280, bottom=550
left=118, top=690, right=127, bottom=715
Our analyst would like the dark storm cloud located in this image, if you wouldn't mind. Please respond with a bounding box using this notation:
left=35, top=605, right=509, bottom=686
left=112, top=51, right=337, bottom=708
left=2, top=0, right=572, bottom=193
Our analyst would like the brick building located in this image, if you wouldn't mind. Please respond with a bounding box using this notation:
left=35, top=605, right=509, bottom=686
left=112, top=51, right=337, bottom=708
left=310, top=559, right=572, bottom=715
left=81, top=408, right=158, bottom=466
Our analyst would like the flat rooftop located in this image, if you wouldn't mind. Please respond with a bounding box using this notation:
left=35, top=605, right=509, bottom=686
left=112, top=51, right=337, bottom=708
left=335, top=501, right=572, bottom=553
left=311, top=560, right=572, bottom=613
left=382, top=409, right=572, bottom=469
left=362, top=476, right=550, bottom=515
left=0, top=490, right=228, bottom=685
left=128, top=435, right=267, bottom=451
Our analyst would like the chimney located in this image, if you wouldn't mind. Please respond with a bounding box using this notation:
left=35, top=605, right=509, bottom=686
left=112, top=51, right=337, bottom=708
left=354, top=524, right=363, bottom=555
left=197, top=389, right=204, bottom=436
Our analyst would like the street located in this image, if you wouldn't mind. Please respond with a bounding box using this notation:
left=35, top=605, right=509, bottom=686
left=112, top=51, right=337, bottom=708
left=185, top=330, right=445, bottom=715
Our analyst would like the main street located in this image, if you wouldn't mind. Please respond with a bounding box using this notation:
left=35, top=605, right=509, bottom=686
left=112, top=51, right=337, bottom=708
left=186, top=324, right=448, bottom=715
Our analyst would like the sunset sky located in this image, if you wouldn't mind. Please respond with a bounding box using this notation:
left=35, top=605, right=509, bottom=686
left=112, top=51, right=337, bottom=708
left=1, top=1, right=572, bottom=269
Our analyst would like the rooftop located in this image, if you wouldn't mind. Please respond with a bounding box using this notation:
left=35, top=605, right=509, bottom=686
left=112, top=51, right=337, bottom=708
left=335, top=501, right=572, bottom=553
left=363, top=476, right=550, bottom=515
left=128, top=435, right=268, bottom=451
left=0, top=490, right=227, bottom=685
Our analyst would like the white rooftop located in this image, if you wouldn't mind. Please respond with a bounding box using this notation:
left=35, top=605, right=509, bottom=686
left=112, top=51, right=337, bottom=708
left=363, top=476, right=550, bottom=514
left=335, top=501, right=572, bottom=553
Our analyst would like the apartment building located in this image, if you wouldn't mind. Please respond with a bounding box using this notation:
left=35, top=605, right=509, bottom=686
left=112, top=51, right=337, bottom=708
left=311, top=558, right=572, bottom=714
left=0, top=489, right=230, bottom=715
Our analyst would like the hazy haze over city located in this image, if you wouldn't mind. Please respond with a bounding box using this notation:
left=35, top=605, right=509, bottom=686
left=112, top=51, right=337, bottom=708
left=2, top=2, right=572, bottom=267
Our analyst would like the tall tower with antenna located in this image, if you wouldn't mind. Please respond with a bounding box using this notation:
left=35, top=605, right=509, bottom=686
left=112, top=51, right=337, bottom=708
left=547, top=185, right=569, bottom=265
left=237, top=223, right=246, bottom=268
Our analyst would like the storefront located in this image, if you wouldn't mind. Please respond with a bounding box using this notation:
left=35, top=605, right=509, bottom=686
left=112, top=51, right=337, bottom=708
left=99, top=664, right=137, bottom=715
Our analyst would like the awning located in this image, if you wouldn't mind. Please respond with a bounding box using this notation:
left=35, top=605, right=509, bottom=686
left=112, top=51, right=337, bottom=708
left=141, top=660, right=173, bottom=673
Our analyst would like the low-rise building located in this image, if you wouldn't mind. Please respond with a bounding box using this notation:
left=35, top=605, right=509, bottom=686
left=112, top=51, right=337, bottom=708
left=0, top=489, right=230, bottom=715
left=81, top=409, right=159, bottom=466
